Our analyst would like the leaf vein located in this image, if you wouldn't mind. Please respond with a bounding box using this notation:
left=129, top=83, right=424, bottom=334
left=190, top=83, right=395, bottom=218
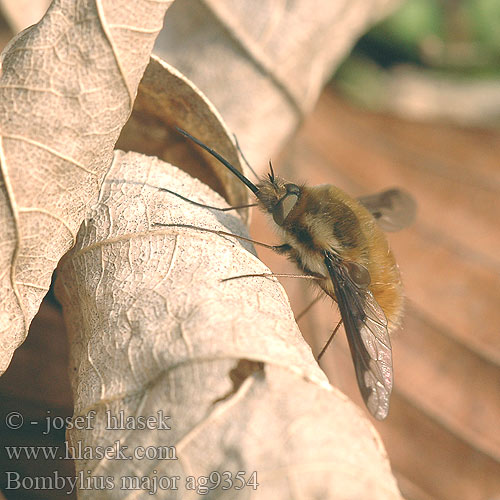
left=0, top=136, right=26, bottom=328
left=2, top=134, right=97, bottom=175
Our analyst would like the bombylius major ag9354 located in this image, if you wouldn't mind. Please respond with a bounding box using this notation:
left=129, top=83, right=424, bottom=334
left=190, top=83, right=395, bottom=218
left=164, top=128, right=416, bottom=420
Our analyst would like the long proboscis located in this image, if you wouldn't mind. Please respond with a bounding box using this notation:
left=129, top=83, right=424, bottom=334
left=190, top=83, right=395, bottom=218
left=176, top=127, right=260, bottom=195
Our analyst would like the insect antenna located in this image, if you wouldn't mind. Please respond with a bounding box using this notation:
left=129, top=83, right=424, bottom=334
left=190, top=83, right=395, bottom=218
left=176, top=127, right=260, bottom=195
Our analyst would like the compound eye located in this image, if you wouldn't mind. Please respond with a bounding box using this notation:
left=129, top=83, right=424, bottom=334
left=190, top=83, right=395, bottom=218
left=272, top=191, right=299, bottom=226
left=286, top=183, right=301, bottom=196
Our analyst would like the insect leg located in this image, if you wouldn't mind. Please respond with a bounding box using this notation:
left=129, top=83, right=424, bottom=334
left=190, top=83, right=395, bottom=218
left=295, top=295, right=323, bottom=322
left=221, top=272, right=324, bottom=283
left=105, top=179, right=258, bottom=212
left=317, top=319, right=343, bottom=361
left=157, top=186, right=258, bottom=212
left=153, top=222, right=290, bottom=252
left=232, top=133, right=259, bottom=180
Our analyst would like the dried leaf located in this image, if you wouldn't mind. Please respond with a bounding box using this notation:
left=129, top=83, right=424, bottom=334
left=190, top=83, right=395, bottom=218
left=0, top=0, right=172, bottom=373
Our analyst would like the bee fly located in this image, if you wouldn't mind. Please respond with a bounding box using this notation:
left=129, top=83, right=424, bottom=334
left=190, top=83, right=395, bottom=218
left=162, top=128, right=416, bottom=420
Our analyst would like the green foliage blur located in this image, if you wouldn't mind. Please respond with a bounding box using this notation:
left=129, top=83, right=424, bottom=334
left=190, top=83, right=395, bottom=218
left=334, top=0, right=500, bottom=115
left=348, top=0, right=500, bottom=72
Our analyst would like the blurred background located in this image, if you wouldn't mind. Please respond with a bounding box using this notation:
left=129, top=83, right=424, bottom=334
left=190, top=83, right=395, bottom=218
left=0, top=1, right=499, bottom=499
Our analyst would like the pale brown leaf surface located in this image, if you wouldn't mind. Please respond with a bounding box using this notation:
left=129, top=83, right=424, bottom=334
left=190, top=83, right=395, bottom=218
left=55, top=150, right=402, bottom=499
left=0, top=0, right=173, bottom=373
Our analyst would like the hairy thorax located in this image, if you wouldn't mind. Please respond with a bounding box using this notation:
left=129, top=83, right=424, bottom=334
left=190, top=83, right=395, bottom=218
left=273, top=185, right=404, bottom=331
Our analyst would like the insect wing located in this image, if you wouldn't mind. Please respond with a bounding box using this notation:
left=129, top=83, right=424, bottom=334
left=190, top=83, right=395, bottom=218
left=324, top=252, right=393, bottom=420
left=358, top=188, right=416, bottom=232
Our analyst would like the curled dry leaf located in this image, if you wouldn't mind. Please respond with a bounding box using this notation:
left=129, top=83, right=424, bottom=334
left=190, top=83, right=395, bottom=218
left=0, top=0, right=173, bottom=373
left=154, top=0, right=401, bottom=168
left=117, top=55, right=250, bottom=219
left=56, top=150, right=402, bottom=499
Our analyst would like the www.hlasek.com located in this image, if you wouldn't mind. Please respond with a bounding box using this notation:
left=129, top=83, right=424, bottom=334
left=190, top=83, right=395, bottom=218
left=4, top=410, right=259, bottom=495
left=5, top=439, right=178, bottom=461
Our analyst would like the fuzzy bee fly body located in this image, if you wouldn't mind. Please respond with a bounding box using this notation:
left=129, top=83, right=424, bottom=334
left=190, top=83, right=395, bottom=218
left=176, top=128, right=416, bottom=420
left=258, top=177, right=405, bottom=329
